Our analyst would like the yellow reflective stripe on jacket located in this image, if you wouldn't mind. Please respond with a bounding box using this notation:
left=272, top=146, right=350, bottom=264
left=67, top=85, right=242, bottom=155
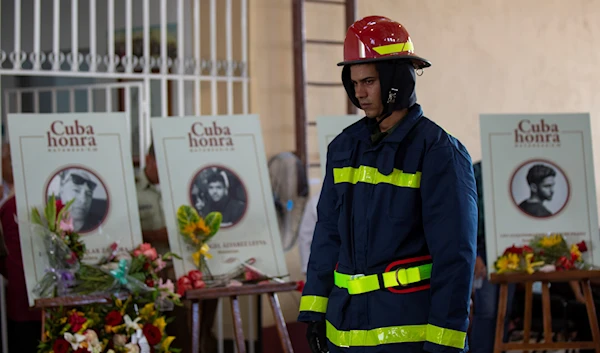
left=299, top=295, right=328, bottom=313
left=327, top=321, right=466, bottom=349
left=333, top=166, right=421, bottom=189
left=426, top=324, right=466, bottom=349
left=372, top=41, right=415, bottom=55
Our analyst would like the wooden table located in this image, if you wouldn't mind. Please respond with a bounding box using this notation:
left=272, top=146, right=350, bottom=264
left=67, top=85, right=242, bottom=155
left=490, top=270, right=600, bottom=353
left=185, top=281, right=298, bottom=353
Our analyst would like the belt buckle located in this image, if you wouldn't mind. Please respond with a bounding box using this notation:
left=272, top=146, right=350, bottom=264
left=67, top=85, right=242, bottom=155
left=350, top=273, right=365, bottom=281
left=395, top=268, right=408, bottom=286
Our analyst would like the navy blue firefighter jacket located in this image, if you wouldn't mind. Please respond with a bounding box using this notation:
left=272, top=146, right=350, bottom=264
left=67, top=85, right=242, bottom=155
left=298, top=104, right=478, bottom=353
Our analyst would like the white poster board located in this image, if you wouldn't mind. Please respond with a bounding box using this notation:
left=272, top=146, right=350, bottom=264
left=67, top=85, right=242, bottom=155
left=316, top=115, right=361, bottom=177
left=150, top=115, right=288, bottom=279
left=7, top=112, right=144, bottom=305
left=480, top=113, right=599, bottom=272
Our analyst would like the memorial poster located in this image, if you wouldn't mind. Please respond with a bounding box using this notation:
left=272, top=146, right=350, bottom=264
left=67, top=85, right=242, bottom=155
left=150, top=115, right=288, bottom=279
left=480, top=113, right=599, bottom=272
left=7, top=112, right=144, bottom=305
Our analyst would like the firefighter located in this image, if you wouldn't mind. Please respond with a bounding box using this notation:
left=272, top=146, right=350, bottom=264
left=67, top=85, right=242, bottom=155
left=298, top=16, right=478, bottom=353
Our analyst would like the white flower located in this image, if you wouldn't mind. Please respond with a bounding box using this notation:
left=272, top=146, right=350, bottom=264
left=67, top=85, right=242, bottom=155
left=113, top=334, right=128, bottom=347
left=124, top=343, right=140, bottom=353
left=131, top=329, right=151, bottom=353
left=84, top=329, right=100, bottom=346
left=539, top=264, right=557, bottom=272
left=64, top=332, right=86, bottom=350
left=124, top=314, right=142, bottom=331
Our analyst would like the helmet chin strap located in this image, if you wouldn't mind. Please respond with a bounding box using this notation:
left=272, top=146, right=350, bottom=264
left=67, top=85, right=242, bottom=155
left=374, top=86, right=398, bottom=126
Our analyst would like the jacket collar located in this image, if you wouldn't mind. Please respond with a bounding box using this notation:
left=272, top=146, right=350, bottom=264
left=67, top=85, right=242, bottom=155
left=344, top=104, right=424, bottom=146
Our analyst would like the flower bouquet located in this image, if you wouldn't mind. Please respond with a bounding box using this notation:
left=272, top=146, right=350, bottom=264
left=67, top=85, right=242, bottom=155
left=38, top=295, right=180, bottom=353
left=494, top=233, right=591, bottom=274
left=31, top=195, right=87, bottom=298
left=72, top=242, right=182, bottom=307
left=176, top=205, right=221, bottom=278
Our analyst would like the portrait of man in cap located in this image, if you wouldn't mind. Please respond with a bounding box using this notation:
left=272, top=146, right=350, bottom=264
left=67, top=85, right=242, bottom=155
left=47, top=167, right=109, bottom=233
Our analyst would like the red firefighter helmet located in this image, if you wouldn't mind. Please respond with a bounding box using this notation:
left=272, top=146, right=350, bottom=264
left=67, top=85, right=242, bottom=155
left=337, top=16, right=431, bottom=69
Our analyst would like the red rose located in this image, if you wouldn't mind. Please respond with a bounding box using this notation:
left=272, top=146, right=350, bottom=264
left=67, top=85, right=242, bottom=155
left=142, top=324, right=163, bottom=345
left=53, top=338, right=70, bottom=353
left=557, top=256, right=574, bottom=271
left=145, top=277, right=155, bottom=287
left=296, top=280, right=305, bottom=293
left=192, top=279, right=205, bottom=289
left=74, top=348, right=88, bottom=353
left=69, top=312, right=87, bottom=333
left=244, top=267, right=263, bottom=281
left=578, top=241, right=588, bottom=252
left=177, top=276, right=193, bottom=296
left=105, top=310, right=123, bottom=326
left=188, top=270, right=203, bottom=281
left=523, top=245, right=534, bottom=253
left=56, top=200, right=65, bottom=215
left=503, top=245, right=522, bottom=255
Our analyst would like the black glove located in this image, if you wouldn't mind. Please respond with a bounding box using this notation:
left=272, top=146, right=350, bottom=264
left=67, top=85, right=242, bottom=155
left=306, top=321, right=329, bottom=353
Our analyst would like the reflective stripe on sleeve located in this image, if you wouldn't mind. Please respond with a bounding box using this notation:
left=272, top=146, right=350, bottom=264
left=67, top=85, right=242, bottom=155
left=299, top=295, right=328, bottom=313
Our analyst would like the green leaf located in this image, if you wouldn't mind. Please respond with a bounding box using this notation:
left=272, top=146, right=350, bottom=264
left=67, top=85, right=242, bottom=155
left=176, top=205, right=200, bottom=233
left=204, top=211, right=222, bottom=241
left=31, top=207, right=43, bottom=226
left=45, top=194, right=57, bottom=232
left=162, top=251, right=182, bottom=260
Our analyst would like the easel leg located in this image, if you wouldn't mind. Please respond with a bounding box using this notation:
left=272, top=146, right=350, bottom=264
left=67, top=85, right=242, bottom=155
left=267, top=292, right=294, bottom=353
left=41, top=309, right=46, bottom=342
left=230, top=295, right=247, bottom=353
left=581, top=280, right=600, bottom=352
left=541, top=282, right=553, bottom=343
left=192, top=301, right=201, bottom=353
left=494, top=284, right=508, bottom=353
left=522, top=282, right=533, bottom=353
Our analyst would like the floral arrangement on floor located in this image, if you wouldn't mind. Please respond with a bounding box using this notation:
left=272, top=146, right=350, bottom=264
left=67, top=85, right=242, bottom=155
left=38, top=295, right=179, bottom=353
left=494, top=233, right=591, bottom=274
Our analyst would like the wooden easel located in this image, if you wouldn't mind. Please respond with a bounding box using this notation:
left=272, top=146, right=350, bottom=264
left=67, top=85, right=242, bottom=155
left=185, top=281, right=298, bottom=353
left=490, top=270, right=600, bottom=352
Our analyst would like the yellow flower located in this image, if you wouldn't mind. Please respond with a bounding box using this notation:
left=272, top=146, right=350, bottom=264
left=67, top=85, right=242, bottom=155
left=496, top=253, right=521, bottom=274
left=189, top=233, right=200, bottom=245
left=496, top=256, right=509, bottom=273
left=193, top=244, right=213, bottom=267
left=182, top=223, right=196, bottom=235
left=524, top=253, right=544, bottom=274
left=154, top=316, right=167, bottom=335
left=162, top=336, right=176, bottom=351
left=506, top=253, right=520, bottom=270
left=195, top=219, right=211, bottom=236
left=540, top=234, right=562, bottom=247
left=571, top=244, right=582, bottom=261
left=140, top=303, right=156, bottom=320
left=200, top=243, right=212, bottom=259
